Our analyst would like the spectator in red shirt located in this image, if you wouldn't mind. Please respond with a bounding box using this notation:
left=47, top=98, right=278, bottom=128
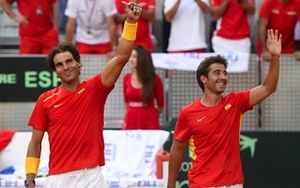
left=257, top=0, right=300, bottom=61
left=210, top=0, right=255, bottom=54
left=0, top=0, right=59, bottom=54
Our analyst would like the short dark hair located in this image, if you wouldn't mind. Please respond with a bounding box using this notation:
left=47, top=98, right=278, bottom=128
left=47, top=42, right=81, bottom=71
left=196, top=55, right=228, bottom=92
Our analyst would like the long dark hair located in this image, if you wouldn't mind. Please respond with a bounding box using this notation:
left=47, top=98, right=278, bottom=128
left=135, top=45, right=156, bottom=105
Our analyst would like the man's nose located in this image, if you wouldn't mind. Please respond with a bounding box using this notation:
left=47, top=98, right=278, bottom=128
left=62, top=63, right=69, bottom=69
left=220, top=73, right=227, bottom=79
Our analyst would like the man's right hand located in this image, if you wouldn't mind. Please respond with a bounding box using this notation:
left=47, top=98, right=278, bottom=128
left=122, top=1, right=142, bottom=23
left=266, top=29, right=282, bottom=57
left=14, top=14, right=28, bottom=24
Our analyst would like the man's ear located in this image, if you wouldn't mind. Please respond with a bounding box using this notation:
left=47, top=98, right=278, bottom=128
left=200, top=75, right=206, bottom=84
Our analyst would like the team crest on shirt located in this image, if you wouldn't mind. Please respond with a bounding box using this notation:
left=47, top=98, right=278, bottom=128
left=224, top=104, right=232, bottom=110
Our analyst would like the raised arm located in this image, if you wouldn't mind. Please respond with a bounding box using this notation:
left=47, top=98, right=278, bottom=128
left=101, top=2, right=142, bottom=88
left=249, top=29, right=282, bottom=107
left=116, top=0, right=154, bottom=23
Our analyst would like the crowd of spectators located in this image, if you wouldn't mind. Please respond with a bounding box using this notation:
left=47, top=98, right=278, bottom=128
left=0, top=0, right=299, bottom=59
